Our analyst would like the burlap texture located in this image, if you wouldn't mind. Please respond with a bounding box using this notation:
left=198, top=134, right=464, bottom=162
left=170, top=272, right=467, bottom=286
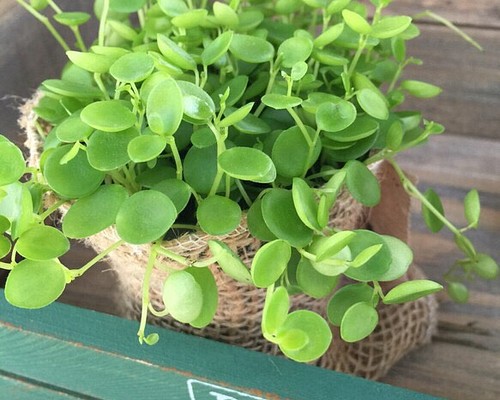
left=20, top=96, right=437, bottom=380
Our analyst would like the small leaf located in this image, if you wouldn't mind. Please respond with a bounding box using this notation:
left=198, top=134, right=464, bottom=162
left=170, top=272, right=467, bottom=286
left=163, top=270, right=203, bottom=324
left=81, top=100, right=136, bottom=132
left=116, top=190, right=177, bottom=244
left=219, top=103, right=254, bottom=128
left=229, top=34, right=275, bottom=64
left=323, top=115, right=378, bottom=142
left=5, top=259, right=67, bottom=309
left=0, top=141, right=25, bottom=186
left=313, top=231, right=355, bottom=262
left=157, top=34, right=197, bottom=71
left=109, top=0, right=147, bottom=12
left=291, top=61, right=308, bottom=81
left=54, top=112, right=93, bottom=143
left=54, top=12, right=91, bottom=27
left=327, top=283, right=374, bottom=326
left=292, top=178, right=321, bottom=231
left=422, top=188, right=445, bottom=233
left=473, top=253, right=499, bottom=280
left=218, top=147, right=276, bottom=183
left=383, top=280, right=443, bottom=304
left=376, top=235, right=413, bottom=282
left=0, top=236, right=12, bottom=258
left=350, top=244, right=383, bottom=268
left=401, top=80, right=442, bottom=98
left=247, top=199, right=277, bottom=242
left=171, top=9, right=208, bottom=29
left=342, top=9, right=372, bottom=35
left=177, top=81, right=216, bottom=124
left=316, top=100, right=357, bottom=133
left=371, top=16, right=412, bottom=39
left=251, top=240, right=291, bottom=288
left=186, top=267, right=218, bottom=329
left=314, top=23, right=344, bottom=48
left=464, top=189, right=480, bottom=228
left=340, top=302, right=378, bottom=342
left=356, top=89, right=389, bottom=120
left=151, top=179, right=191, bottom=214
left=197, top=196, right=241, bottom=235
left=208, top=240, right=252, bottom=284
left=262, top=94, right=302, bottom=110
left=0, top=215, right=11, bottom=234
left=16, top=226, right=69, bottom=261
left=386, top=121, right=403, bottom=150
left=110, top=52, right=155, bottom=83
left=144, top=333, right=159, bottom=345
left=213, top=1, right=239, bottom=28
left=87, top=128, right=139, bottom=171
left=147, top=78, right=184, bottom=135
left=201, top=31, right=234, bottom=66
left=447, top=282, right=469, bottom=304
left=128, top=135, right=167, bottom=163
left=262, top=286, right=289, bottom=337
left=66, top=51, right=115, bottom=74
left=278, top=36, right=314, bottom=68
left=345, top=160, right=381, bottom=207
left=296, top=257, right=339, bottom=299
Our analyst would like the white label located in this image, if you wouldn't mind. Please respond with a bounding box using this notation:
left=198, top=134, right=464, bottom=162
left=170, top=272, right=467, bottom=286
left=187, top=379, right=267, bottom=400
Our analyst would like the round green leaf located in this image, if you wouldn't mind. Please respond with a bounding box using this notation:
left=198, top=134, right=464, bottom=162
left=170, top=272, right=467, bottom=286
left=342, top=9, right=372, bottom=35
left=356, top=89, right=389, bottom=120
left=87, top=127, right=139, bottom=171
left=296, top=257, right=339, bottom=299
left=202, top=31, right=233, bottom=66
left=262, top=286, right=290, bottom=337
left=5, top=259, right=67, bottom=309
left=0, top=215, right=11, bottom=233
left=376, top=235, right=413, bottom=282
left=316, top=100, right=357, bottom=133
left=110, top=0, right=147, bottom=12
left=314, top=23, right=345, bottom=48
left=447, top=282, right=469, bottom=304
left=53, top=12, right=91, bottom=27
left=16, top=226, right=69, bottom=261
left=147, top=78, right=184, bottom=135
left=62, top=185, right=128, bottom=238
left=323, top=115, right=378, bottom=142
left=312, top=231, right=355, bottom=262
left=54, top=112, right=94, bottom=143
left=41, top=79, right=102, bottom=99
left=44, top=145, right=105, bottom=198
left=157, top=34, right=197, bottom=71
left=162, top=270, right=203, bottom=324
left=185, top=267, right=218, bottom=328
left=212, top=75, right=249, bottom=109
left=66, top=51, right=115, bottom=74
left=116, top=190, right=177, bottom=244
left=177, top=81, right=215, bottom=124
left=464, top=189, right=480, bottom=228
left=151, top=179, right=191, bottom=214
left=218, top=147, right=276, bottom=183
left=208, top=240, right=252, bottom=284
left=262, top=94, right=303, bottom=110
left=327, top=283, right=374, bottom=326
left=307, top=237, right=351, bottom=277
left=233, top=113, right=271, bottom=135
left=213, top=1, right=239, bottom=27
left=272, top=125, right=321, bottom=178
left=107, top=20, right=139, bottom=41
left=247, top=199, right=277, bottom=242
left=344, top=230, right=391, bottom=281
left=261, top=189, right=313, bottom=248
left=323, top=131, right=378, bottom=162
left=345, top=160, right=381, bottom=207
left=340, top=302, right=378, bottom=342
left=401, top=80, right=442, bottom=98
left=110, top=52, right=155, bottom=83
left=171, top=9, right=208, bottom=29
left=229, top=34, right=275, bottom=64
left=127, top=135, right=167, bottom=163
left=473, top=253, right=499, bottom=280
left=183, top=145, right=223, bottom=195
left=278, top=36, right=313, bottom=68
left=219, top=103, right=255, bottom=128
left=251, top=240, right=291, bottom=288
left=0, top=141, right=25, bottom=186
left=197, top=196, right=241, bottom=235
left=292, top=178, right=321, bottom=231
left=371, top=16, right=412, bottom=39
left=277, top=310, right=332, bottom=362
left=0, top=235, right=12, bottom=258
left=81, top=100, right=136, bottom=132
left=422, top=188, right=445, bottom=233
left=383, top=280, right=443, bottom=304
left=0, top=182, right=34, bottom=239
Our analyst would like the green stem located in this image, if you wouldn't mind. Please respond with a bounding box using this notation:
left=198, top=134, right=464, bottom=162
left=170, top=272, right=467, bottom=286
left=207, top=122, right=226, bottom=196
left=0, top=262, right=13, bottom=270
left=137, top=247, right=157, bottom=344
left=286, top=107, right=313, bottom=147
left=347, top=35, right=367, bottom=79
left=99, top=0, right=110, bottom=47
left=254, top=60, right=280, bottom=117
left=148, top=303, right=169, bottom=317
left=72, top=240, right=125, bottom=278
left=39, top=199, right=66, bottom=220
left=171, top=223, right=199, bottom=231
left=71, top=27, right=87, bottom=51
left=94, top=73, right=110, bottom=100
left=235, top=179, right=252, bottom=207
left=155, top=245, right=190, bottom=266
left=192, top=256, right=217, bottom=268
left=167, top=137, right=183, bottom=180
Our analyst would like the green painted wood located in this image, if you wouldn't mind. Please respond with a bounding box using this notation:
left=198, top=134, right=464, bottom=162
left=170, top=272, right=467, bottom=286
left=0, top=374, right=77, bottom=399
left=0, top=291, right=440, bottom=400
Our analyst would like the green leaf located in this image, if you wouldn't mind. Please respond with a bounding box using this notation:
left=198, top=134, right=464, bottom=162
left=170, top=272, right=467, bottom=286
left=383, top=280, right=443, bottom=304
left=54, top=112, right=94, bottom=143
left=350, top=244, right=383, bottom=268
left=62, top=185, right=128, bottom=239
left=109, top=0, right=147, bottom=12
left=356, top=89, right=389, bottom=120
left=158, top=0, right=188, bottom=16
left=229, top=34, right=275, bottom=64
left=327, top=283, right=374, bottom=326
left=344, top=230, right=392, bottom=281
left=81, top=100, right=136, bottom=132
left=147, top=78, right=184, bottom=135
left=54, top=12, right=91, bottom=27
left=212, top=75, right=249, bottom=110
left=261, top=189, right=313, bottom=248
left=127, top=135, right=167, bottom=163
left=197, top=196, right=241, bottom=235
left=376, top=235, right=413, bottom=282
left=326, top=0, right=351, bottom=14
left=296, top=257, right=339, bottom=299
left=5, top=259, right=66, bottom=309
left=108, top=20, right=138, bottom=41
left=447, top=282, right=469, bottom=304
left=183, top=145, right=223, bottom=195
left=292, top=178, right=321, bottom=231
left=177, top=81, right=216, bottom=124
left=16, top=226, right=69, bottom=261
left=422, top=188, right=445, bottom=233
left=151, top=179, right=191, bottom=214
left=342, top=9, right=372, bottom=35
left=464, top=189, right=480, bottom=228
left=291, top=61, right=308, bottom=81
left=345, top=160, right=381, bottom=206
left=314, top=23, right=344, bottom=48
left=116, top=190, right=177, bottom=244
left=251, top=240, right=291, bottom=288
left=30, top=0, right=49, bottom=11
left=44, top=145, right=105, bottom=198
left=186, top=267, right=218, bottom=328
left=0, top=215, right=10, bottom=234
left=323, top=115, right=378, bottom=142
left=277, top=310, right=332, bottom=362
left=219, top=103, right=254, bottom=128
left=340, top=302, right=378, bottom=342
left=316, top=100, right=357, bottom=133
left=312, top=231, right=355, bottom=262
left=0, top=182, right=34, bottom=239
left=213, top=1, right=239, bottom=28
left=234, top=112, right=271, bottom=135
left=162, top=270, right=203, bottom=324
left=171, top=9, right=209, bottom=29
left=157, top=34, right=197, bottom=71
left=0, top=141, right=25, bottom=186
left=208, top=240, right=252, bottom=284
left=473, top=253, right=499, bottom=280
left=386, top=121, right=403, bottom=150
left=278, top=36, right=314, bottom=68
left=218, top=147, right=276, bottom=183
left=87, top=127, right=139, bottom=171
left=247, top=199, right=277, bottom=242
left=262, top=286, right=289, bottom=337
left=371, top=16, right=412, bottom=39
left=0, top=235, right=12, bottom=258
left=66, top=51, right=115, bottom=74
left=401, top=80, right=442, bottom=98
left=41, top=79, right=102, bottom=99
left=110, top=52, right=155, bottom=83
left=262, top=94, right=303, bottom=110
left=201, top=31, right=234, bottom=66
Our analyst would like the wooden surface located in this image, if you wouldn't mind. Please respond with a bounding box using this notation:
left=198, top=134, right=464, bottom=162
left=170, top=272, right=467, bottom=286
left=0, top=291, right=437, bottom=400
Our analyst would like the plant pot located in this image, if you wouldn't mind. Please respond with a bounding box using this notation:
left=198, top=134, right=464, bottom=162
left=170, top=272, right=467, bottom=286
left=20, top=96, right=437, bottom=380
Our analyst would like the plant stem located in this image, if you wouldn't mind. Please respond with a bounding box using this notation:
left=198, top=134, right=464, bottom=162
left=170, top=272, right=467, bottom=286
left=39, top=199, right=66, bottom=220
left=207, top=122, right=226, bottom=196
left=148, top=303, right=169, bottom=317
left=235, top=179, right=252, bottom=207
left=94, top=73, right=110, bottom=100
left=99, top=0, right=110, bottom=47
left=347, top=35, right=367, bottom=79
left=137, top=246, right=157, bottom=344
left=72, top=239, right=125, bottom=278
left=155, top=245, right=190, bottom=266
left=167, top=137, right=183, bottom=180
left=286, top=107, right=313, bottom=147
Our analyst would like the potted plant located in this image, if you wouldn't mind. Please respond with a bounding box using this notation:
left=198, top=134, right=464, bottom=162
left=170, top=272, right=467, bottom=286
left=1, top=0, right=497, bottom=377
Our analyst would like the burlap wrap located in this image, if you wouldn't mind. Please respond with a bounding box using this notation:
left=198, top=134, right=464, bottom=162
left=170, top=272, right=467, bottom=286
left=20, top=96, right=437, bottom=380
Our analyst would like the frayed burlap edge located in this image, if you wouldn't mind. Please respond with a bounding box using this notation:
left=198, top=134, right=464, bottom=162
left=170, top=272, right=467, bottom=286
left=20, top=95, right=437, bottom=380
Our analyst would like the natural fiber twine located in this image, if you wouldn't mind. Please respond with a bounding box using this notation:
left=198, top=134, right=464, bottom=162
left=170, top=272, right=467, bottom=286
left=20, top=95, right=437, bottom=380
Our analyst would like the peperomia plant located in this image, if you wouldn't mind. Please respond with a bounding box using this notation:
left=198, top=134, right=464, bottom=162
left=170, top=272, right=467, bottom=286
left=0, top=0, right=497, bottom=362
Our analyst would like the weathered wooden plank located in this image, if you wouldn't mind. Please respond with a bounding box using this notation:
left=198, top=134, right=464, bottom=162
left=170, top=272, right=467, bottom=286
left=0, top=292, right=436, bottom=400
left=0, top=375, right=78, bottom=399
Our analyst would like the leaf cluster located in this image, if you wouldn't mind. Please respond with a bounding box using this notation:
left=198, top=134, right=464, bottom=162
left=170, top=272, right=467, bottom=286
left=1, top=0, right=497, bottom=363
